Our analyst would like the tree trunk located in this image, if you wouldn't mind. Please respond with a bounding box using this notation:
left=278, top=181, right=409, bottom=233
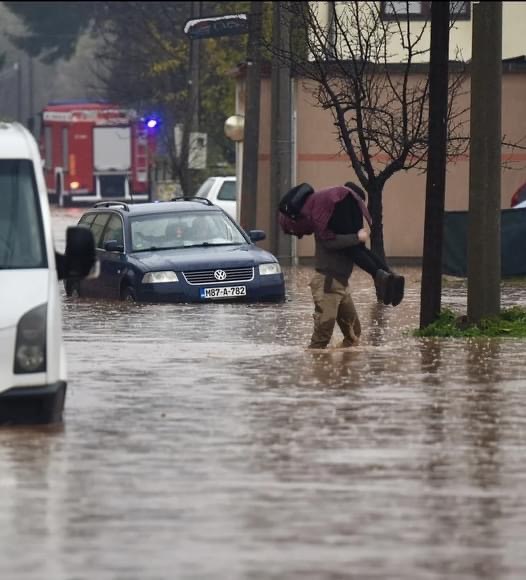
left=178, top=115, right=193, bottom=195
left=420, top=0, right=450, bottom=329
left=467, top=1, right=502, bottom=323
left=240, top=0, right=263, bottom=232
left=367, top=183, right=386, bottom=263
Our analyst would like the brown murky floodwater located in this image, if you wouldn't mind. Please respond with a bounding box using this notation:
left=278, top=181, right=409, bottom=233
left=1, top=207, right=526, bottom=579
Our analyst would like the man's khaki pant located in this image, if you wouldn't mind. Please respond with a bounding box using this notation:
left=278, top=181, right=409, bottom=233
left=308, top=272, right=361, bottom=349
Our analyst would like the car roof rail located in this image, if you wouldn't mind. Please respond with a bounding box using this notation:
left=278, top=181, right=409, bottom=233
left=93, top=201, right=130, bottom=211
left=170, top=196, right=214, bottom=206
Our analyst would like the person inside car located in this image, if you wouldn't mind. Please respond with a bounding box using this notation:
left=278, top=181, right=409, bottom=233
left=164, top=222, right=187, bottom=246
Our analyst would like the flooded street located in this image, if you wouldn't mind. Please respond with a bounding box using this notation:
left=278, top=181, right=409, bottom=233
left=1, top=206, right=526, bottom=579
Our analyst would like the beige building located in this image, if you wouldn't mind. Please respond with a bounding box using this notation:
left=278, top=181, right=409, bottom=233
left=234, top=1, right=526, bottom=261
left=317, top=1, right=526, bottom=63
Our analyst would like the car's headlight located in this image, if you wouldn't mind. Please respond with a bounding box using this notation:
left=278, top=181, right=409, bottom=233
left=259, top=263, right=281, bottom=275
left=142, top=271, right=179, bottom=283
left=14, top=303, right=47, bottom=374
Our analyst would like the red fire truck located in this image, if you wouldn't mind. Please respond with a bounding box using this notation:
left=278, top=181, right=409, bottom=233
left=40, top=101, right=156, bottom=206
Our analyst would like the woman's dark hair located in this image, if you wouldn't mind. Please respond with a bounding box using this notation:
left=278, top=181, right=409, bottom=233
left=329, top=185, right=365, bottom=234
left=344, top=181, right=366, bottom=201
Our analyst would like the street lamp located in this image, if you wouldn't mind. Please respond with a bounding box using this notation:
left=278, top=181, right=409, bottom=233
left=224, top=114, right=245, bottom=223
left=224, top=114, right=244, bottom=142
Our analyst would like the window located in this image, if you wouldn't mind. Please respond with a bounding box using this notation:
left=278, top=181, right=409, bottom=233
left=381, top=1, right=470, bottom=21
left=101, top=214, right=124, bottom=248
left=78, top=213, right=96, bottom=228
left=0, top=160, right=46, bottom=269
left=217, top=181, right=236, bottom=201
left=197, top=212, right=245, bottom=244
left=130, top=211, right=246, bottom=251
left=99, top=174, right=126, bottom=198
left=450, top=1, right=470, bottom=19
left=383, top=1, right=424, bottom=17
left=90, top=213, right=111, bottom=249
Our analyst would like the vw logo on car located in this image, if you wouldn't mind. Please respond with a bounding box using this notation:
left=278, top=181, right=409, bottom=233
left=214, top=269, right=227, bottom=281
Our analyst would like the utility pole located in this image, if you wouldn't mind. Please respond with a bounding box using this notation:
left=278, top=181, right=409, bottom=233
left=467, top=2, right=502, bottom=323
left=420, top=2, right=450, bottom=328
left=239, top=1, right=263, bottom=231
left=190, top=0, right=201, bottom=132
left=184, top=0, right=201, bottom=194
left=27, top=55, right=34, bottom=134
left=270, top=1, right=293, bottom=261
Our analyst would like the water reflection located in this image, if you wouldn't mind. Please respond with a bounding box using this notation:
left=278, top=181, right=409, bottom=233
left=306, top=350, right=363, bottom=390
left=463, top=340, right=502, bottom=491
left=465, top=338, right=502, bottom=384
left=418, top=338, right=505, bottom=580
left=367, top=301, right=389, bottom=347
left=0, top=427, right=64, bottom=578
left=419, top=338, right=443, bottom=386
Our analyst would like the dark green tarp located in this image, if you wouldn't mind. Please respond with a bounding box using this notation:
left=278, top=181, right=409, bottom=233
left=443, top=207, right=526, bottom=277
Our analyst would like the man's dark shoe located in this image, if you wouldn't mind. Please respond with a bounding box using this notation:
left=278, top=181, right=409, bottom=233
left=374, top=270, right=393, bottom=305
left=390, top=274, right=405, bottom=307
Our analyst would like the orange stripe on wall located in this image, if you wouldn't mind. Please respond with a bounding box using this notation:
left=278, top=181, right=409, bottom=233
left=258, top=153, right=526, bottom=162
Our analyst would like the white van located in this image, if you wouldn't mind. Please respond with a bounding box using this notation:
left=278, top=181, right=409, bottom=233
left=0, top=123, right=95, bottom=425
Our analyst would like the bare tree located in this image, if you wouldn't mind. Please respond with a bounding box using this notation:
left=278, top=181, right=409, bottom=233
left=272, top=1, right=469, bottom=261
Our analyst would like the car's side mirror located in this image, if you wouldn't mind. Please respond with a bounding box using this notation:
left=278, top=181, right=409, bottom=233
left=56, top=226, right=97, bottom=281
left=248, top=229, right=266, bottom=242
left=104, top=240, right=124, bottom=253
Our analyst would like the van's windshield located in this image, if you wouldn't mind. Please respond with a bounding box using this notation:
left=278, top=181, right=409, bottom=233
left=0, top=160, right=47, bottom=269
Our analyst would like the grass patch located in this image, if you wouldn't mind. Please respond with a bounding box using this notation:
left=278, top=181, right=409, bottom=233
left=441, top=275, right=526, bottom=288
left=415, top=306, right=526, bottom=338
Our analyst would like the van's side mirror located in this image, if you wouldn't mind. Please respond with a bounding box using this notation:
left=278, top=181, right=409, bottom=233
left=248, top=230, right=266, bottom=242
left=56, top=226, right=97, bottom=280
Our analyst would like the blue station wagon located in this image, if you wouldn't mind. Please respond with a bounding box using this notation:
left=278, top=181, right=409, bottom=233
left=65, top=198, right=286, bottom=303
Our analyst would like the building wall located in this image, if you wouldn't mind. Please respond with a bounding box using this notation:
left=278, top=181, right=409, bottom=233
left=316, top=2, right=526, bottom=62
left=253, top=68, right=526, bottom=260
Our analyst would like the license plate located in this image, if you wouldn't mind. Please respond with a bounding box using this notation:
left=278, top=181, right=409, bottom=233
left=200, top=286, right=247, bottom=299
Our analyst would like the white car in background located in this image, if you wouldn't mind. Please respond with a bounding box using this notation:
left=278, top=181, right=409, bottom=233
left=195, top=176, right=236, bottom=219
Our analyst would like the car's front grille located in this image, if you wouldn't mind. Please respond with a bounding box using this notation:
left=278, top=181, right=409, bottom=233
left=183, top=267, right=254, bottom=285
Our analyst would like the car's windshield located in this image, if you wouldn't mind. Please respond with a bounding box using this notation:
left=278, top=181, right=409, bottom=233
left=130, top=210, right=247, bottom=252
left=0, top=160, right=47, bottom=269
